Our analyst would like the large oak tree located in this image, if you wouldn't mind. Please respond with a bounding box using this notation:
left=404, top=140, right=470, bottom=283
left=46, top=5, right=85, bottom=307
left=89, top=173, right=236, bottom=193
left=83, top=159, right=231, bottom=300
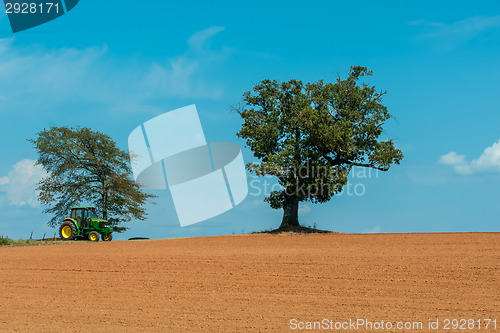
left=237, top=66, right=403, bottom=230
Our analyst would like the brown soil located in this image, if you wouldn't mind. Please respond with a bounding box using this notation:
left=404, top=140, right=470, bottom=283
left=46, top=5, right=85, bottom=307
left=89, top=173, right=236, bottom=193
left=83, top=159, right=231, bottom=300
left=0, top=233, right=498, bottom=332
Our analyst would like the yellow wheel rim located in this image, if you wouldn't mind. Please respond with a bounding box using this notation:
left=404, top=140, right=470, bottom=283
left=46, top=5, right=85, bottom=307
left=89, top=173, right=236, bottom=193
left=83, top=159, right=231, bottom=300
left=61, top=225, right=72, bottom=239
left=90, top=233, right=97, bottom=241
left=103, top=235, right=109, bottom=241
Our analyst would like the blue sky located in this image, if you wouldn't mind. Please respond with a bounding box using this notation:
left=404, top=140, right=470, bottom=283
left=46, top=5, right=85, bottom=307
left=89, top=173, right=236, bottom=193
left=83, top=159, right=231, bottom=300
left=0, top=1, right=499, bottom=239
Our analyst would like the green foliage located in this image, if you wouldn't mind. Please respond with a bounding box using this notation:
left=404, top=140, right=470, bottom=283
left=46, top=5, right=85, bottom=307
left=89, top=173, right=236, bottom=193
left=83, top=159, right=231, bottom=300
left=237, top=66, right=403, bottom=226
left=0, top=235, right=39, bottom=247
left=0, top=235, right=12, bottom=246
left=29, top=126, right=155, bottom=231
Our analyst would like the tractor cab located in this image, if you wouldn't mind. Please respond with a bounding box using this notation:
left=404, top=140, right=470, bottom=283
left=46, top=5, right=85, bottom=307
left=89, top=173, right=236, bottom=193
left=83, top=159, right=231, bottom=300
left=70, top=207, right=99, bottom=228
left=59, top=206, right=114, bottom=242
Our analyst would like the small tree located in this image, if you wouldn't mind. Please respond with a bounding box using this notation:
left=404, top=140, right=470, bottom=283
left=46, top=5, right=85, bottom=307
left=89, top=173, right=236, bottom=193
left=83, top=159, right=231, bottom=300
left=29, top=126, right=155, bottom=231
left=237, top=66, right=403, bottom=230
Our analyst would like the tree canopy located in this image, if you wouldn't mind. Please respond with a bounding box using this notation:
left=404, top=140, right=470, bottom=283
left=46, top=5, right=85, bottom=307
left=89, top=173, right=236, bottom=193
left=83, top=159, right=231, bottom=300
left=237, top=66, right=403, bottom=230
left=29, top=126, right=155, bottom=231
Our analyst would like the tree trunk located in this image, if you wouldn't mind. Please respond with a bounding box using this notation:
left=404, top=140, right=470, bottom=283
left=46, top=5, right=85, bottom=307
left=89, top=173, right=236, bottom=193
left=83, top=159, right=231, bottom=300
left=279, top=194, right=300, bottom=229
left=102, top=176, right=108, bottom=221
left=103, top=190, right=108, bottom=220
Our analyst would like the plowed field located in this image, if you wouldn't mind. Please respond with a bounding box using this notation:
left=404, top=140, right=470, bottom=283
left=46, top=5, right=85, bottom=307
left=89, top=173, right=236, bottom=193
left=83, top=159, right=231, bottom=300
left=0, top=233, right=498, bottom=332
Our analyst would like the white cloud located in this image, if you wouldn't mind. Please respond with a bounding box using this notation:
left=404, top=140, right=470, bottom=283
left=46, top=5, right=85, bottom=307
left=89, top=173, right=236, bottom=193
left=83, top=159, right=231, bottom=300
left=0, top=176, right=8, bottom=185
left=363, top=226, right=381, bottom=233
left=188, top=26, right=226, bottom=53
left=410, top=16, right=500, bottom=49
left=0, top=159, right=46, bottom=207
left=142, top=26, right=228, bottom=100
left=438, top=152, right=467, bottom=165
left=0, top=26, right=229, bottom=115
left=0, top=38, right=109, bottom=107
left=414, top=16, right=500, bottom=38
left=439, top=140, right=500, bottom=175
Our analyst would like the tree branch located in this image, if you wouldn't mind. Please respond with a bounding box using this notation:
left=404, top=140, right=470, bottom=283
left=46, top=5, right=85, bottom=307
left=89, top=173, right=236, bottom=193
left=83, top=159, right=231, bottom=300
left=347, top=161, right=389, bottom=171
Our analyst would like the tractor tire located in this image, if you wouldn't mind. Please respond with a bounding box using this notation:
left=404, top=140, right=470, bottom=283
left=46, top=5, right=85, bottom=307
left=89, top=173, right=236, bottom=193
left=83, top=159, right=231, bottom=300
left=101, top=233, right=113, bottom=241
left=59, top=221, right=77, bottom=241
left=88, top=231, right=100, bottom=242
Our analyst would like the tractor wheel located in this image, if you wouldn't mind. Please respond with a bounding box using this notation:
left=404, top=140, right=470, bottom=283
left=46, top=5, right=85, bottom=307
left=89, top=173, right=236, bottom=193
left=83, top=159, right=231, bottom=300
left=88, top=231, right=100, bottom=242
left=59, top=221, right=77, bottom=241
left=102, top=233, right=113, bottom=241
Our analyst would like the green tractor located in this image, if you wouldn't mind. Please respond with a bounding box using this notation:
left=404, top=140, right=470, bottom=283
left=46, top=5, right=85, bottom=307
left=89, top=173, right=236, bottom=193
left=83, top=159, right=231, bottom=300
left=59, top=207, right=113, bottom=242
